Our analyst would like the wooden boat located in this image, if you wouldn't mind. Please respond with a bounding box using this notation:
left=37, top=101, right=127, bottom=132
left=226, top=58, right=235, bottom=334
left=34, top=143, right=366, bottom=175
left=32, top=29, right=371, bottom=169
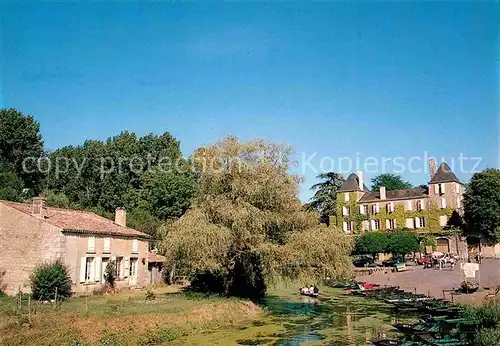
left=300, top=292, right=319, bottom=297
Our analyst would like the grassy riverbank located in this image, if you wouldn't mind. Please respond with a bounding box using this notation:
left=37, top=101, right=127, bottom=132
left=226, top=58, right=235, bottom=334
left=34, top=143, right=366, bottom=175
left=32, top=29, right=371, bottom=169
left=0, top=286, right=261, bottom=346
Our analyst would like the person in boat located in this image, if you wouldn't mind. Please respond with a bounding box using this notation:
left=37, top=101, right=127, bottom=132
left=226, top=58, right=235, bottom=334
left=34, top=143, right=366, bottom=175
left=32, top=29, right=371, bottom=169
left=309, top=285, right=314, bottom=294
left=313, top=286, right=319, bottom=295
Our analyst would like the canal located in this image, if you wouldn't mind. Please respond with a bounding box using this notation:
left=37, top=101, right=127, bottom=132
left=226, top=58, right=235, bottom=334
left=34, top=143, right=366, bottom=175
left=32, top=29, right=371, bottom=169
left=178, top=285, right=414, bottom=345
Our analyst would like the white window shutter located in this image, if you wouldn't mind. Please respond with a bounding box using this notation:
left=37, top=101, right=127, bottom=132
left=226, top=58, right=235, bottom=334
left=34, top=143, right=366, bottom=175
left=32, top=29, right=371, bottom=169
left=344, top=192, right=349, bottom=202
left=376, top=203, right=380, bottom=213
left=79, top=257, right=87, bottom=283
left=386, top=219, right=390, bottom=229
left=441, top=197, right=447, bottom=209
left=371, top=220, right=375, bottom=230
left=124, top=258, right=130, bottom=278
left=104, top=238, right=111, bottom=252
left=455, top=183, right=460, bottom=194
left=359, top=205, right=364, bottom=214
left=434, top=184, right=439, bottom=194
left=415, top=217, right=420, bottom=228
left=457, top=196, right=461, bottom=208
left=441, top=184, right=446, bottom=193
left=132, top=239, right=138, bottom=253
left=394, top=219, right=397, bottom=229
left=407, top=201, right=412, bottom=211
left=89, top=258, right=95, bottom=282
left=88, top=237, right=95, bottom=252
left=102, top=261, right=108, bottom=283
left=94, top=257, right=102, bottom=282
left=440, top=215, right=447, bottom=226
left=420, top=199, right=426, bottom=210
left=343, top=221, right=347, bottom=232
left=119, top=259, right=124, bottom=279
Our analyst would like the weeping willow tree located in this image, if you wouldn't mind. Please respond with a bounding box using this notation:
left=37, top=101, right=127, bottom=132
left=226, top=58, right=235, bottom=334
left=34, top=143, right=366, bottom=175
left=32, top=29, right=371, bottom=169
left=162, top=136, right=353, bottom=297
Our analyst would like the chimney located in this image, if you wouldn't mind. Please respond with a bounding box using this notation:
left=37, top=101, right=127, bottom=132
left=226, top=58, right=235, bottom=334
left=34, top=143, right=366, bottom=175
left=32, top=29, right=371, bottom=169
left=115, top=208, right=126, bottom=227
left=357, top=171, right=364, bottom=191
left=429, top=159, right=437, bottom=179
left=380, top=186, right=387, bottom=200
left=32, top=197, right=46, bottom=219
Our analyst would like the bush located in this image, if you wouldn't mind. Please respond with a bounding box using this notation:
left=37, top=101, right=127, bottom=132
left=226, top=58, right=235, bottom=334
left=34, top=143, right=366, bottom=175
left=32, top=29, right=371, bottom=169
left=104, top=261, right=117, bottom=288
left=30, top=258, right=71, bottom=300
left=386, top=231, right=419, bottom=257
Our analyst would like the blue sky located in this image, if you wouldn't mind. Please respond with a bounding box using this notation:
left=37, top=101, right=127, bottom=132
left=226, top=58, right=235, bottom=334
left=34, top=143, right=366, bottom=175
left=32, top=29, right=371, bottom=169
left=1, top=2, right=498, bottom=201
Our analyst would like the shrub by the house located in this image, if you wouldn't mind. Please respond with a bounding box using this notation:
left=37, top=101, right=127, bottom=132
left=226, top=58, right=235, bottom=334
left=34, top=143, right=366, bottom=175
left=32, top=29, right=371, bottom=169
left=30, top=258, right=71, bottom=300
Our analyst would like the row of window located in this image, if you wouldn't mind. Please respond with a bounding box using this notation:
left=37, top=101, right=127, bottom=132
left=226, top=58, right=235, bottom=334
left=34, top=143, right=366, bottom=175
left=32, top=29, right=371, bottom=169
left=81, top=256, right=139, bottom=283
left=342, top=198, right=452, bottom=216
left=342, top=214, right=449, bottom=232
left=87, top=237, right=139, bottom=254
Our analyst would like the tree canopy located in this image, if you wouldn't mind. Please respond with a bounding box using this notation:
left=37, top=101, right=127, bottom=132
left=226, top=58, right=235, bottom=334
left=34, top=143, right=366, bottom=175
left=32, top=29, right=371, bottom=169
left=463, top=169, right=500, bottom=242
left=0, top=108, right=44, bottom=194
left=305, top=172, right=344, bottom=224
left=163, top=136, right=353, bottom=297
left=44, top=131, right=197, bottom=237
left=371, top=173, right=412, bottom=191
left=353, top=230, right=419, bottom=258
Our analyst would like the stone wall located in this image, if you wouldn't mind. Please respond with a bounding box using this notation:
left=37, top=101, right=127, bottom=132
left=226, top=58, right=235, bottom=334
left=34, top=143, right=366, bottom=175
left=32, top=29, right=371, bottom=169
left=0, top=203, right=66, bottom=295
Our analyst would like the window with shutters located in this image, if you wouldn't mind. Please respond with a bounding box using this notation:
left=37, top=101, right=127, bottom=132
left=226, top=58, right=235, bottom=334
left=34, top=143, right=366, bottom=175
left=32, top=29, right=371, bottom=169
left=405, top=218, right=414, bottom=228
left=360, top=205, right=368, bottom=214
left=132, top=239, right=139, bottom=254
left=85, top=257, right=94, bottom=282
left=115, top=257, right=123, bottom=279
left=343, top=221, right=351, bottom=233
left=129, top=258, right=138, bottom=278
left=419, top=217, right=426, bottom=228
left=344, top=192, right=350, bottom=202
left=440, top=215, right=448, bottom=227
left=439, top=183, right=445, bottom=195
left=362, top=220, right=369, bottom=231
left=372, top=203, right=380, bottom=214
left=372, top=219, right=380, bottom=230
left=441, top=197, right=447, bottom=209
left=386, top=202, right=394, bottom=213
left=406, top=200, right=412, bottom=211
left=103, top=238, right=111, bottom=253
left=388, top=219, right=395, bottom=230
left=417, top=200, right=423, bottom=211
left=88, top=236, right=96, bottom=253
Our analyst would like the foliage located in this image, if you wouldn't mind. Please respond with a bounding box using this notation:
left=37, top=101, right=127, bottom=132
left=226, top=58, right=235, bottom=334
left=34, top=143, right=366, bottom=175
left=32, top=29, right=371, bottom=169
left=419, top=235, right=437, bottom=253
left=0, top=108, right=44, bottom=194
left=463, top=169, right=500, bottom=242
left=45, top=131, right=197, bottom=236
left=371, top=173, right=412, bottom=191
left=30, top=258, right=72, bottom=301
left=386, top=230, right=420, bottom=256
left=0, top=158, right=23, bottom=201
left=461, top=300, right=500, bottom=346
left=145, top=288, right=156, bottom=300
left=353, top=230, right=419, bottom=257
left=163, top=136, right=354, bottom=297
left=104, top=261, right=117, bottom=288
left=353, top=232, right=389, bottom=257
left=305, top=172, right=344, bottom=224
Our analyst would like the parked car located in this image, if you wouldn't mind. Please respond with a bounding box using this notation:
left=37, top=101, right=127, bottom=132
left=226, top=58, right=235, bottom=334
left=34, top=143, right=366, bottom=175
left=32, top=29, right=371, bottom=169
left=353, top=255, right=375, bottom=268
left=417, top=255, right=433, bottom=268
left=382, top=257, right=404, bottom=267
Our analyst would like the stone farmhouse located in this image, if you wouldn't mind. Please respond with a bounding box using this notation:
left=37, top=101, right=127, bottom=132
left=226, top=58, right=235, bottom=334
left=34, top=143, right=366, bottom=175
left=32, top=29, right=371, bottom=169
left=336, top=160, right=500, bottom=259
left=0, top=197, right=160, bottom=295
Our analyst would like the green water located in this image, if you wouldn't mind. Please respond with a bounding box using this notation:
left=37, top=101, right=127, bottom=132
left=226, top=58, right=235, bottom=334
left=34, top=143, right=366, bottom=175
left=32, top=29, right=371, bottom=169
left=179, top=286, right=414, bottom=345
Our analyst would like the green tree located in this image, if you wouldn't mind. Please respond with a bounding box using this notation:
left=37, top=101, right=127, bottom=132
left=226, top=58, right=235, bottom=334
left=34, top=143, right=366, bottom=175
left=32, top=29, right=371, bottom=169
left=0, top=158, right=23, bottom=201
left=463, top=169, right=500, bottom=242
left=305, top=172, right=344, bottom=225
left=30, top=258, right=72, bottom=301
left=163, top=136, right=354, bottom=297
left=371, top=173, right=412, bottom=191
left=386, top=231, right=419, bottom=257
left=0, top=108, right=44, bottom=193
left=353, top=232, right=390, bottom=258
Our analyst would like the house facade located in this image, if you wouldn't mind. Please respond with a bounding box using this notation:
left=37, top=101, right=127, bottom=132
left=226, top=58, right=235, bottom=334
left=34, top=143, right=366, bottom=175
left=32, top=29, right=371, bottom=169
left=0, top=198, right=151, bottom=295
left=336, top=160, right=469, bottom=255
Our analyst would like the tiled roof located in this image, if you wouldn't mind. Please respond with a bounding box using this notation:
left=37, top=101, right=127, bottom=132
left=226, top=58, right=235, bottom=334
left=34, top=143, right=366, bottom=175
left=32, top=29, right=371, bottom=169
left=147, top=252, right=167, bottom=263
left=430, top=162, right=462, bottom=184
left=359, top=187, right=428, bottom=202
left=1, top=201, right=150, bottom=239
left=338, top=173, right=370, bottom=192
